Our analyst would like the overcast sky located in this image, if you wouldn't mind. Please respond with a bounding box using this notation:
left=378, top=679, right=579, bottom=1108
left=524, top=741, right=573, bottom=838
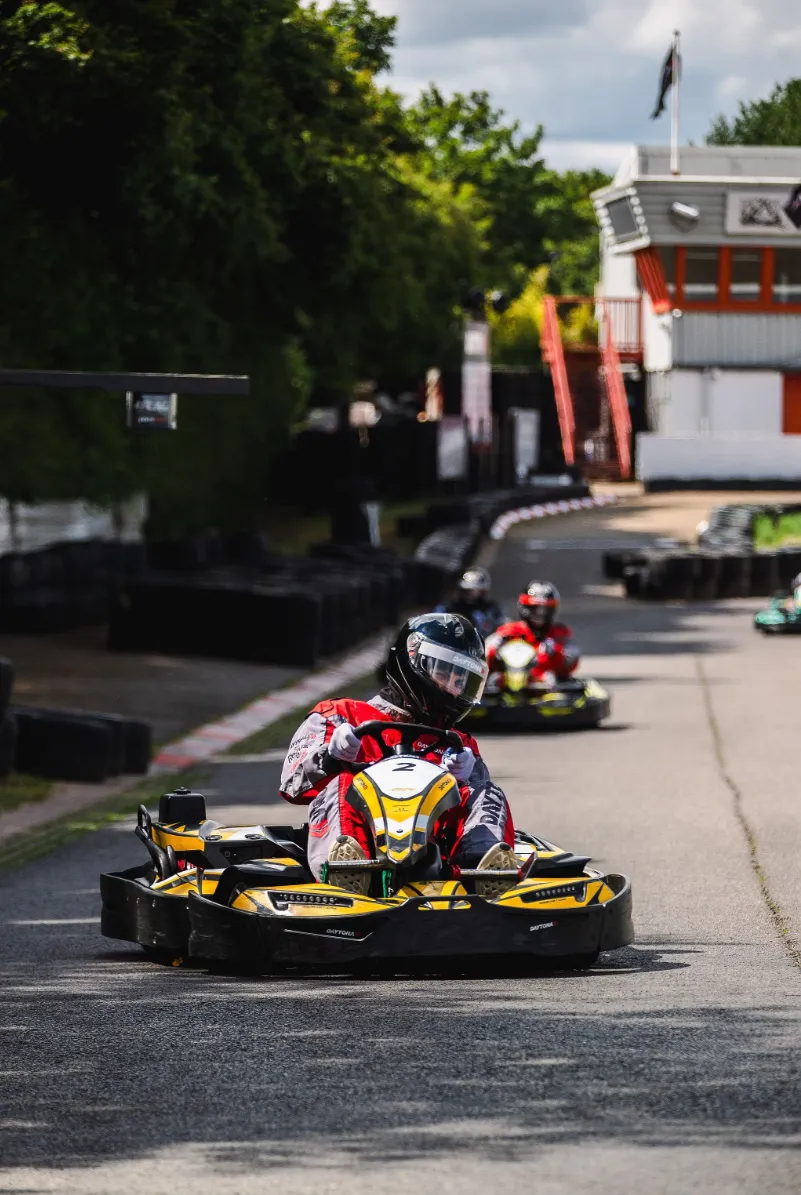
left=369, top=0, right=801, bottom=173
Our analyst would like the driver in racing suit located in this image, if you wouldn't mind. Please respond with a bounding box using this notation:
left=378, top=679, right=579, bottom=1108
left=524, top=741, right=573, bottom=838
left=279, top=613, right=516, bottom=897
left=436, top=567, right=504, bottom=639
left=486, top=581, right=579, bottom=683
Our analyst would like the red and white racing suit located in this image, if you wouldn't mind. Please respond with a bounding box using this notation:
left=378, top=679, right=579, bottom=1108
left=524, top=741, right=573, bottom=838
left=279, top=693, right=514, bottom=880
left=486, top=621, right=580, bottom=681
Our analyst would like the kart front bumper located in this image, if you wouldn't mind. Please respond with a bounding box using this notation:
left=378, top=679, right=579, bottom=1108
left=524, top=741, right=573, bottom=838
left=467, top=688, right=610, bottom=730
left=754, top=611, right=801, bottom=633
left=184, top=874, right=633, bottom=970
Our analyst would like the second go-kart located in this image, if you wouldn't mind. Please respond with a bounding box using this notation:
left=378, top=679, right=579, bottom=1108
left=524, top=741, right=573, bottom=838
left=754, top=595, right=801, bottom=634
left=101, top=721, right=632, bottom=973
left=466, top=639, right=610, bottom=730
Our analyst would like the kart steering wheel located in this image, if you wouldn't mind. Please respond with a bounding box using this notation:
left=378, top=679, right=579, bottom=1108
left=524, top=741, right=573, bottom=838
left=353, top=720, right=462, bottom=759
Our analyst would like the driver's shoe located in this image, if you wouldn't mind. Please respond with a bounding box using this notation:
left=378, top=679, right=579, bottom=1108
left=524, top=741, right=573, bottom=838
left=474, top=842, right=519, bottom=899
left=328, top=835, right=371, bottom=896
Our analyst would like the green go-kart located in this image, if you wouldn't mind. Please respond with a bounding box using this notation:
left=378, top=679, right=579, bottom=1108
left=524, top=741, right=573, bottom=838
left=754, top=594, right=801, bottom=634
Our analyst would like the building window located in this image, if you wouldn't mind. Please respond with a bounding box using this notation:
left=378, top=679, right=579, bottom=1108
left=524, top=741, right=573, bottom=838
left=684, top=248, right=719, bottom=302
left=657, top=246, right=676, bottom=296
left=773, top=249, right=801, bottom=304
left=605, top=197, right=640, bottom=241
left=729, top=250, right=762, bottom=302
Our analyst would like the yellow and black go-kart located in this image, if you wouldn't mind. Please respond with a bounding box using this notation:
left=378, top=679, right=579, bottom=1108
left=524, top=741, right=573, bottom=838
left=101, top=721, right=632, bottom=974
left=466, top=639, right=610, bottom=731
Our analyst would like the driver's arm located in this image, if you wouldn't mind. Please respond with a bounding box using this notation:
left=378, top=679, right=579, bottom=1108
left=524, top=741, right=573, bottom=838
left=279, top=711, right=339, bottom=804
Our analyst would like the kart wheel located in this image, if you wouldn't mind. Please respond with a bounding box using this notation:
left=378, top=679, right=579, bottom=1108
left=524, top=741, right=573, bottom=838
left=563, top=952, right=599, bottom=970
left=141, top=945, right=185, bottom=967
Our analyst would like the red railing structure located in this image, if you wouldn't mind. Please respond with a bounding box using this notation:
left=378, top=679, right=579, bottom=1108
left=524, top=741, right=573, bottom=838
left=598, top=299, right=632, bottom=479
left=541, top=295, right=575, bottom=466
left=601, top=298, right=643, bottom=357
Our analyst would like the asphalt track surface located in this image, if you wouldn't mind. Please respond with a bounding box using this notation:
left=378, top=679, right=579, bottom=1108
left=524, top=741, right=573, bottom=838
left=3, top=503, right=801, bottom=1193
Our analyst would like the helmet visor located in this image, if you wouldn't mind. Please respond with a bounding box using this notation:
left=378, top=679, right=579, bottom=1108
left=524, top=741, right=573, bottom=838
left=407, top=636, right=488, bottom=704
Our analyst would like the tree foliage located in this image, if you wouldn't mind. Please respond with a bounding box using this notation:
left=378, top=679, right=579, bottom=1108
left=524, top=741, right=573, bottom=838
left=707, top=78, right=801, bottom=145
left=0, top=1, right=606, bottom=532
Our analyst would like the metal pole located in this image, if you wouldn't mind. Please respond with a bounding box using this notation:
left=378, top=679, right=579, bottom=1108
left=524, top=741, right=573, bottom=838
left=670, top=30, right=681, bottom=176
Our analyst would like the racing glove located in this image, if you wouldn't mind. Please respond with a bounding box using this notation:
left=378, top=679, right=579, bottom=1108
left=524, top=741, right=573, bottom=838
left=327, top=722, right=361, bottom=763
left=442, top=746, right=475, bottom=783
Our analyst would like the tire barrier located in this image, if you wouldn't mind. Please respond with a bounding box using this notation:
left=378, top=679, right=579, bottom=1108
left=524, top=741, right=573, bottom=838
left=414, top=522, right=481, bottom=605
left=0, top=713, right=16, bottom=780
left=107, top=486, right=594, bottom=666
left=108, top=549, right=416, bottom=669
left=11, top=705, right=152, bottom=783
left=0, top=540, right=146, bottom=634
left=610, top=500, right=801, bottom=603
left=618, top=550, right=786, bottom=603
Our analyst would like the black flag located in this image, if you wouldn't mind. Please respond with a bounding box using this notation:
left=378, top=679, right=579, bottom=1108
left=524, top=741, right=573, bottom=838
left=651, top=44, right=679, bottom=120
left=785, top=183, right=801, bottom=229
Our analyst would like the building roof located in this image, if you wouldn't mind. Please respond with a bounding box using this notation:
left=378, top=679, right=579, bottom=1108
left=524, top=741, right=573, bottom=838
left=610, top=145, right=801, bottom=189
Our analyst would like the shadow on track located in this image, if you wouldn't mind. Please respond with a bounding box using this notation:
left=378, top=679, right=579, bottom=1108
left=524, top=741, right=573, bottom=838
left=4, top=944, right=800, bottom=1177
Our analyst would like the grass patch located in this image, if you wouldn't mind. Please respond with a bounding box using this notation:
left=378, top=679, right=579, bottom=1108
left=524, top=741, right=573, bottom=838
left=226, top=668, right=381, bottom=756
left=4, top=770, right=201, bottom=872
left=754, top=512, right=801, bottom=549
left=0, top=773, right=54, bottom=815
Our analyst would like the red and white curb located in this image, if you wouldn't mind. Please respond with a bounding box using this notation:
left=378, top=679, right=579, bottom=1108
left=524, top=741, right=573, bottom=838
left=489, top=494, right=618, bottom=541
left=151, top=634, right=389, bottom=775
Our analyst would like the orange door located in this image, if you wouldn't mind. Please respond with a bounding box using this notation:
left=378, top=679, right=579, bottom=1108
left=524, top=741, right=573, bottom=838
left=783, top=374, right=801, bottom=433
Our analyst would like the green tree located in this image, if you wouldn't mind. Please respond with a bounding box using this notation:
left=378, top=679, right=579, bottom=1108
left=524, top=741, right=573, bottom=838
left=406, top=87, right=607, bottom=300
left=324, top=0, right=396, bottom=74
left=707, top=78, right=801, bottom=144
left=0, top=1, right=484, bottom=530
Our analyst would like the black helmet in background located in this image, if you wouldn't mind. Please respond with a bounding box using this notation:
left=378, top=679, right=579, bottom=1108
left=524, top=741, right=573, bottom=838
left=385, top=613, right=488, bottom=727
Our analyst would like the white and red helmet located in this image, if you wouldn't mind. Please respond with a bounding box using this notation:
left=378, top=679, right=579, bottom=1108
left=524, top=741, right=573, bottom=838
left=518, top=581, right=560, bottom=631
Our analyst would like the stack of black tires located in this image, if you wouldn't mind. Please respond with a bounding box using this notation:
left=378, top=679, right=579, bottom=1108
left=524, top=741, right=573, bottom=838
left=0, top=541, right=146, bottom=634
left=604, top=502, right=801, bottom=602
left=0, top=656, right=152, bottom=785
left=109, top=536, right=417, bottom=669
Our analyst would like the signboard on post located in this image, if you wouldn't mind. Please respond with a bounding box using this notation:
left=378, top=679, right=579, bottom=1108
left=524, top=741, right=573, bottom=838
left=462, top=320, right=492, bottom=445
left=126, top=392, right=178, bottom=430
left=437, top=416, right=468, bottom=480
left=509, top=407, right=540, bottom=483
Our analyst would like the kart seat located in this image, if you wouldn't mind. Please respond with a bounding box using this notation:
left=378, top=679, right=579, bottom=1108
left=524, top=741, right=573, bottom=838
left=529, top=852, right=592, bottom=877
left=213, top=859, right=313, bottom=908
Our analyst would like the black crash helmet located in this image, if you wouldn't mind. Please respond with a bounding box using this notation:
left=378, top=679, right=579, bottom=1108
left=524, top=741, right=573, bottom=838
left=385, top=613, right=489, bottom=727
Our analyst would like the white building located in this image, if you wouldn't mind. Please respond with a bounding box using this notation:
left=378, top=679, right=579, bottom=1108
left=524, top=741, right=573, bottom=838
left=591, top=145, right=801, bottom=484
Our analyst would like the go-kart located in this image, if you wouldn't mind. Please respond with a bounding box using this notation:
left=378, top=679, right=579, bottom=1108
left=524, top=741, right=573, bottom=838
left=100, top=721, right=632, bottom=973
left=754, top=595, right=801, bottom=634
left=465, top=639, right=611, bottom=730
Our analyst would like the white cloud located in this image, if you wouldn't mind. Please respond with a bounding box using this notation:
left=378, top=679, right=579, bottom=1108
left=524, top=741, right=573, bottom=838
left=540, top=140, right=633, bottom=173
left=370, top=0, right=801, bottom=159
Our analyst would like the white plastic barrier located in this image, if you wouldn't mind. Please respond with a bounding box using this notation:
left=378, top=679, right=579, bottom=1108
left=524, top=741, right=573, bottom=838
left=489, top=494, right=618, bottom=541
left=637, top=434, right=801, bottom=482
left=0, top=493, right=148, bottom=554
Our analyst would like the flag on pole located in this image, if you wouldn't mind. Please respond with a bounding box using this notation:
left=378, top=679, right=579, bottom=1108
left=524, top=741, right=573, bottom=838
left=651, top=43, right=680, bottom=120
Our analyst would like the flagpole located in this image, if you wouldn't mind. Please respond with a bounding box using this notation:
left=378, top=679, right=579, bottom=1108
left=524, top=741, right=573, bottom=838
left=670, top=29, right=680, bottom=175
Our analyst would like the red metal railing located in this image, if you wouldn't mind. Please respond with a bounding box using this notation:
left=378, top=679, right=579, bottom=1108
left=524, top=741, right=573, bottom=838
left=541, top=296, right=576, bottom=466
left=601, top=298, right=642, bottom=357
left=598, top=300, right=632, bottom=479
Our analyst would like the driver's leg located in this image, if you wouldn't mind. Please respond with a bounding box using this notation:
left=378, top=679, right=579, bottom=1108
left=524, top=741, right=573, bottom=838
left=307, top=776, right=372, bottom=894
